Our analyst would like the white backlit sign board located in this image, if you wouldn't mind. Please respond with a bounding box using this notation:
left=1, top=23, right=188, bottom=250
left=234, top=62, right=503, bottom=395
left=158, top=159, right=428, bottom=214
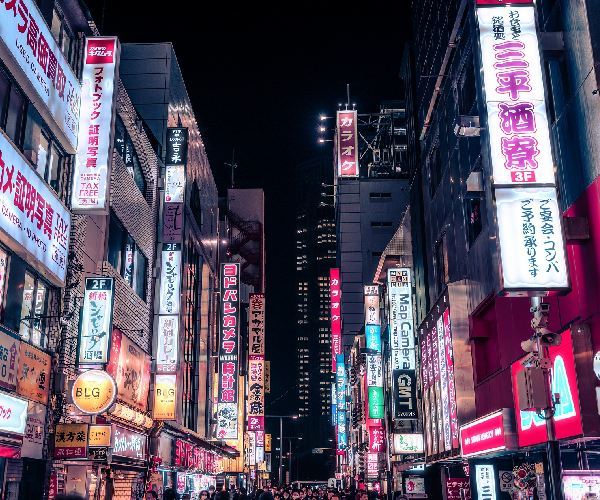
left=156, top=315, right=179, bottom=373
left=72, top=37, right=119, bottom=212
left=0, top=0, right=81, bottom=151
left=159, top=244, right=182, bottom=315
left=496, top=188, right=568, bottom=290
left=0, top=132, right=70, bottom=285
left=79, top=277, right=114, bottom=364
left=477, top=6, right=555, bottom=186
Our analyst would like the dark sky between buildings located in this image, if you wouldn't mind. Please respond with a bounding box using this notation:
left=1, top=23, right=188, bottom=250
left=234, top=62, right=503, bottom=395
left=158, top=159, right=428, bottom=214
left=86, top=1, right=408, bottom=414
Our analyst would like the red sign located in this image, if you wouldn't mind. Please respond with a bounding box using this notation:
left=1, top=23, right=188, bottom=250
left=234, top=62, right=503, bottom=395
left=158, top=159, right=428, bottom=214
left=460, top=411, right=508, bottom=457
left=446, top=478, right=471, bottom=500
left=336, top=111, right=359, bottom=177
left=330, top=268, right=342, bottom=372
left=175, top=439, right=216, bottom=473
left=85, top=38, right=116, bottom=64
left=511, top=329, right=583, bottom=447
left=476, top=0, right=532, bottom=4
left=368, top=425, right=386, bottom=453
left=48, top=471, right=57, bottom=500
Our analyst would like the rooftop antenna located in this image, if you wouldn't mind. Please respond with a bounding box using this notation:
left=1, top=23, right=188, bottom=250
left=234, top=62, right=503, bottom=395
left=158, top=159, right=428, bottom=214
left=346, top=83, right=351, bottom=110
left=225, top=149, right=238, bottom=188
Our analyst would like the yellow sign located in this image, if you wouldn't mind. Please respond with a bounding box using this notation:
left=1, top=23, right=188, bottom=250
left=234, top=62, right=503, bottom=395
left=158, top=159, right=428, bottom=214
left=88, top=425, right=112, bottom=447
left=54, top=423, right=88, bottom=459
left=265, top=434, right=271, bottom=452
left=17, top=343, right=50, bottom=404
left=153, top=374, right=176, bottom=420
left=72, top=370, right=117, bottom=415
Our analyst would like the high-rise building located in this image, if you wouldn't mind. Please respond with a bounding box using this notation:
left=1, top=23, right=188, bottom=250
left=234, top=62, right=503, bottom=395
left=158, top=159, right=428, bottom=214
left=294, top=157, right=336, bottom=461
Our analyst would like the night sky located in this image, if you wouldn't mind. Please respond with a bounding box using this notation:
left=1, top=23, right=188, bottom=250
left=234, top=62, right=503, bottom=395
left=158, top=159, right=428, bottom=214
left=87, top=2, right=407, bottom=415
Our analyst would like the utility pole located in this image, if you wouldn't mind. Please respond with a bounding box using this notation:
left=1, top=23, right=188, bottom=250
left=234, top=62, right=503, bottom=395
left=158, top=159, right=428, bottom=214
left=529, top=298, right=564, bottom=500
left=225, top=149, right=237, bottom=188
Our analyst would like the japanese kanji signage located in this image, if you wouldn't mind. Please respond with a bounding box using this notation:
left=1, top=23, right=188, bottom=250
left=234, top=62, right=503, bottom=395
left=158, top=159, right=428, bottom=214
left=460, top=410, right=514, bottom=458
left=364, top=285, right=380, bottom=325
left=153, top=373, right=176, bottom=420
left=420, top=302, right=459, bottom=458
left=72, top=37, right=119, bottom=212
left=336, top=354, right=348, bottom=451
left=79, top=277, right=114, bottom=364
left=248, top=294, right=265, bottom=358
left=265, top=360, right=271, bottom=393
left=0, top=0, right=81, bottom=151
left=88, top=425, right=112, bottom=447
left=54, top=423, right=88, bottom=459
left=496, top=188, right=568, bottom=290
left=477, top=3, right=569, bottom=293
left=475, top=464, right=498, bottom=500
left=368, top=424, right=386, bottom=453
left=0, top=392, right=27, bottom=435
left=112, top=424, right=147, bottom=460
left=163, top=202, right=183, bottom=243
left=478, top=6, right=553, bottom=186
left=387, top=268, right=416, bottom=371
left=165, top=128, right=187, bottom=203
left=166, top=128, right=188, bottom=166
left=106, top=328, right=151, bottom=412
left=392, top=433, right=424, bottom=454
left=159, top=244, right=182, bottom=315
left=156, top=315, right=179, bottom=373
left=217, top=263, right=240, bottom=439
left=330, top=268, right=342, bottom=372
left=22, top=401, right=45, bottom=458
left=247, top=359, right=265, bottom=431
left=336, top=110, right=359, bottom=177
left=0, top=133, right=71, bottom=285
left=16, top=342, right=50, bottom=404
left=0, top=331, right=19, bottom=391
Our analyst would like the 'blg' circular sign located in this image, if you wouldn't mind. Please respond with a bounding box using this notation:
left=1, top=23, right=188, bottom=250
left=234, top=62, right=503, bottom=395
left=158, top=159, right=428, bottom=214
left=72, top=370, right=117, bottom=414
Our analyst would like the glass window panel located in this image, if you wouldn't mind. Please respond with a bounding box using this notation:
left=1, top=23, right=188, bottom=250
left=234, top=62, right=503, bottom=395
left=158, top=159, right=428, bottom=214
left=48, top=143, right=61, bottom=191
left=50, top=9, right=62, bottom=45
left=0, top=249, right=8, bottom=317
left=107, top=215, right=124, bottom=271
left=22, top=106, right=45, bottom=171
left=19, top=272, right=35, bottom=341
left=132, top=155, right=146, bottom=195
left=5, top=86, right=25, bottom=144
left=134, top=250, right=147, bottom=301
left=0, top=71, right=10, bottom=126
left=114, top=117, right=126, bottom=160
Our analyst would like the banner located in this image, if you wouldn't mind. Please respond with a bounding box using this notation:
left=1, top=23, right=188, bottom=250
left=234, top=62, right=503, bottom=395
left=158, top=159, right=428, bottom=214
left=248, top=294, right=265, bottom=358
left=159, top=244, right=182, bottom=315
left=153, top=374, right=176, bottom=420
left=217, top=263, right=240, bottom=439
left=156, top=315, right=179, bottom=373
left=247, top=359, right=265, bottom=431
left=79, top=277, right=114, bottom=364
left=336, top=111, right=359, bottom=177
left=16, top=343, right=50, bottom=404
left=392, top=369, right=418, bottom=420
left=387, top=268, right=416, bottom=370
left=330, top=268, right=342, bottom=371
left=72, top=37, right=119, bottom=212
left=106, top=329, right=151, bottom=411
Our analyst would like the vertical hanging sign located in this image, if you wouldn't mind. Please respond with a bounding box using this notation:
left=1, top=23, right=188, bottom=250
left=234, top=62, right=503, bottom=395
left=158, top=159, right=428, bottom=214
left=330, top=268, right=342, bottom=373
left=216, top=263, right=240, bottom=439
left=336, top=354, right=348, bottom=451
left=336, top=111, right=359, bottom=177
left=159, top=243, right=182, bottom=315
left=78, top=277, right=114, bottom=364
left=364, top=285, right=384, bottom=419
left=476, top=4, right=569, bottom=292
left=72, top=37, right=119, bottom=212
left=248, top=294, right=265, bottom=358
left=165, top=128, right=188, bottom=203
left=247, top=359, right=265, bottom=432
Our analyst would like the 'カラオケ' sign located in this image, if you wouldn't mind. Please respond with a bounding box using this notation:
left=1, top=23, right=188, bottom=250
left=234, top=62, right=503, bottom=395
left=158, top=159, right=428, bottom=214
left=72, top=37, right=119, bottom=212
left=336, top=111, right=358, bottom=177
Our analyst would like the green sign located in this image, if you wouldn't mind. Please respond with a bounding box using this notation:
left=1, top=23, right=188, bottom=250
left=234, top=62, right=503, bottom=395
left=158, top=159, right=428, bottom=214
left=368, top=387, right=384, bottom=419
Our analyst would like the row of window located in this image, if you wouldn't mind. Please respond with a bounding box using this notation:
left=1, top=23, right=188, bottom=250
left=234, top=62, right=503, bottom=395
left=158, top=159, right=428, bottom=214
left=0, top=66, right=66, bottom=192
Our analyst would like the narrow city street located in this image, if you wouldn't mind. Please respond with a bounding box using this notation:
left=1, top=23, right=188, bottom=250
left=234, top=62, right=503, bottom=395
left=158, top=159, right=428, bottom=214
left=0, top=0, right=597, bottom=499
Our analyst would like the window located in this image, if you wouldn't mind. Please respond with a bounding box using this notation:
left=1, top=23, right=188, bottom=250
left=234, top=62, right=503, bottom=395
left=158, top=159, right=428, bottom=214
left=107, top=214, right=148, bottom=300
left=4, top=78, right=25, bottom=145
left=22, top=106, right=65, bottom=191
left=369, top=192, right=392, bottom=200
left=114, top=117, right=147, bottom=196
left=428, top=146, right=443, bottom=197
left=465, top=196, right=483, bottom=248
left=459, top=56, right=477, bottom=115
left=19, top=272, right=49, bottom=348
left=371, top=221, right=393, bottom=228
left=434, top=234, right=449, bottom=295
left=50, top=7, right=75, bottom=66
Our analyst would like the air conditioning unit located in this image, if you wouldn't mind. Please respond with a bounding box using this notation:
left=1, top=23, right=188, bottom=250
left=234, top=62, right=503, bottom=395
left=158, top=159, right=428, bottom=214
left=517, top=367, right=548, bottom=411
left=454, top=115, right=481, bottom=137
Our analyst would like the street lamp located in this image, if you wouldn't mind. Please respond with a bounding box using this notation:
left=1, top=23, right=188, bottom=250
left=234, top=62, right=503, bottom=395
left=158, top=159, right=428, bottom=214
left=265, top=414, right=298, bottom=485
left=276, top=436, right=303, bottom=483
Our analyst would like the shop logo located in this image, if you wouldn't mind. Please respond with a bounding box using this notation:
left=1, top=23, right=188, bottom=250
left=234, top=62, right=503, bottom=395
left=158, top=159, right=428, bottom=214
left=86, top=38, right=116, bottom=64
